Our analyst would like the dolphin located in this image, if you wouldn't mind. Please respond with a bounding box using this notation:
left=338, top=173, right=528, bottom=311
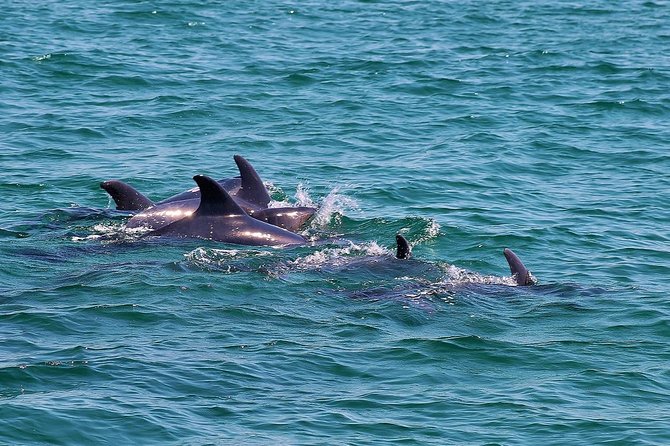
left=148, top=175, right=306, bottom=246
left=394, top=234, right=536, bottom=286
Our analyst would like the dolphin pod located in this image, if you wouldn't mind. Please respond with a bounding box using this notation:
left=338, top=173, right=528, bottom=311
left=101, top=155, right=316, bottom=233
left=100, top=156, right=537, bottom=285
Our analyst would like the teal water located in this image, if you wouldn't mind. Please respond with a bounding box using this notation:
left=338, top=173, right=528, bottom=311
left=2, top=1, right=670, bottom=444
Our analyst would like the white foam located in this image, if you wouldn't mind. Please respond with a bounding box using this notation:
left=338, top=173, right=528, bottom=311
left=184, top=247, right=273, bottom=268
left=72, top=223, right=151, bottom=243
left=288, top=241, right=391, bottom=270
left=443, top=264, right=519, bottom=286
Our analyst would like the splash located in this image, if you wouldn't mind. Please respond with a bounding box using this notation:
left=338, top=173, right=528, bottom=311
left=413, top=218, right=441, bottom=244
left=294, top=182, right=315, bottom=207
left=265, top=184, right=357, bottom=234
left=268, top=182, right=317, bottom=209
left=309, top=186, right=359, bottom=229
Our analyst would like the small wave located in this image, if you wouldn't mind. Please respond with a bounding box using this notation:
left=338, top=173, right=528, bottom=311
left=0, top=228, right=30, bottom=239
left=32, top=53, right=52, bottom=62
left=185, top=247, right=273, bottom=262
left=401, top=218, right=441, bottom=245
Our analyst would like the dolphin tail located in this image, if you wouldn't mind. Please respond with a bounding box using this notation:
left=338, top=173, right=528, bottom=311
left=234, top=155, right=271, bottom=208
left=503, top=248, right=536, bottom=286
left=100, top=180, right=154, bottom=211
left=396, top=234, right=411, bottom=259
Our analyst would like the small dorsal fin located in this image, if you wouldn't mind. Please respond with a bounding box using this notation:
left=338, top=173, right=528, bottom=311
left=396, top=234, right=411, bottom=259
left=234, top=155, right=271, bottom=208
left=100, top=180, right=154, bottom=211
left=193, top=175, right=246, bottom=216
left=503, top=248, right=536, bottom=286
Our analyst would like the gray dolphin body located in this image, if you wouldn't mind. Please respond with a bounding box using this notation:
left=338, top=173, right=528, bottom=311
left=149, top=175, right=306, bottom=246
left=101, top=155, right=316, bottom=232
left=395, top=234, right=536, bottom=286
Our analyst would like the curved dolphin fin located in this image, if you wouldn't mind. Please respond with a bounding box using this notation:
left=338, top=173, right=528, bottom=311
left=193, top=175, right=246, bottom=216
left=100, top=180, right=154, bottom=211
left=234, top=155, right=271, bottom=208
left=503, top=248, right=536, bottom=286
left=396, top=234, right=411, bottom=259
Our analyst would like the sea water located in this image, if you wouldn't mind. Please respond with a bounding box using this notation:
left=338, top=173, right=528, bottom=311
left=1, top=1, right=669, bottom=444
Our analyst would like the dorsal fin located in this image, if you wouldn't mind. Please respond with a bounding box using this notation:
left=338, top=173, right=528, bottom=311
left=100, top=180, right=154, bottom=211
left=396, top=234, right=411, bottom=259
left=193, top=175, right=246, bottom=216
left=234, top=155, right=271, bottom=208
left=503, top=248, right=536, bottom=286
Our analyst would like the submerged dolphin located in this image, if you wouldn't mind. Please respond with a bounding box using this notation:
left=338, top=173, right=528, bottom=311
left=395, top=234, right=536, bottom=286
left=101, top=155, right=316, bottom=232
left=149, top=175, right=306, bottom=246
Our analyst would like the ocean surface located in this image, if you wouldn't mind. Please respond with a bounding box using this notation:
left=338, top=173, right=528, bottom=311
left=2, top=1, right=669, bottom=444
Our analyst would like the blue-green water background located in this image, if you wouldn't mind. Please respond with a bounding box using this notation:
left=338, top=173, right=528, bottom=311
left=2, top=1, right=670, bottom=444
